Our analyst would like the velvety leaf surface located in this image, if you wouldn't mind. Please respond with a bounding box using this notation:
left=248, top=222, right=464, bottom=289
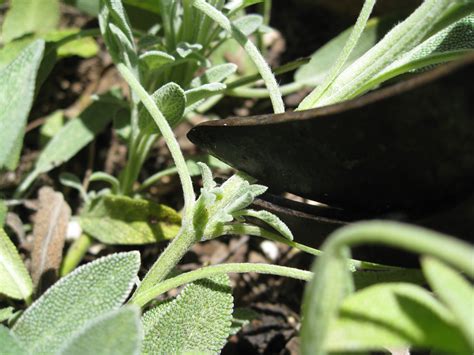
left=325, top=283, right=471, bottom=354
left=1, top=0, right=59, bottom=43
left=58, top=307, right=142, bottom=355
left=0, top=325, right=26, bottom=355
left=12, top=252, right=140, bottom=354
left=138, top=82, right=186, bottom=134
left=0, top=229, right=33, bottom=301
left=191, top=63, right=237, bottom=87
left=80, top=195, right=181, bottom=245
left=229, top=308, right=259, bottom=336
left=142, top=275, right=233, bottom=354
left=422, top=257, right=474, bottom=349
left=0, top=40, right=44, bottom=170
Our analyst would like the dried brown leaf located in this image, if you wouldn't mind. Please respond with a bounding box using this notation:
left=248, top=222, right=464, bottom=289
left=31, top=187, right=71, bottom=294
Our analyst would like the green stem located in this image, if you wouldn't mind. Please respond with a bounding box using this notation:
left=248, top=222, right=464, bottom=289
left=60, top=234, right=93, bottom=276
left=117, top=63, right=195, bottom=218
left=226, top=82, right=305, bottom=98
left=191, top=0, right=285, bottom=114
left=225, top=56, right=311, bottom=90
left=130, top=223, right=198, bottom=303
left=223, top=223, right=401, bottom=271
left=130, top=262, right=313, bottom=307
left=298, top=0, right=376, bottom=110
left=325, top=221, right=474, bottom=276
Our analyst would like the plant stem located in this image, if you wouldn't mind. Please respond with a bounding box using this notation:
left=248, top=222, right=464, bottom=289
left=130, top=223, right=199, bottom=303
left=60, top=234, right=93, bottom=276
left=130, top=262, right=313, bottom=307
left=190, top=0, right=285, bottom=114
left=226, top=82, right=305, bottom=98
left=117, top=63, right=196, bottom=217
left=223, top=223, right=401, bottom=271
left=298, top=0, right=376, bottom=110
left=324, top=221, right=474, bottom=276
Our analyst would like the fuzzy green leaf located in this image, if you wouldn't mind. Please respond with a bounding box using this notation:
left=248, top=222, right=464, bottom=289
left=1, top=0, right=60, bottom=43
left=233, top=14, right=263, bottom=36
left=16, top=93, right=120, bottom=196
left=230, top=308, right=258, bottom=336
left=142, top=275, right=233, bottom=354
left=361, top=13, right=474, bottom=92
left=191, top=63, right=238, bottom=87
left=185, top=83, right=227, bottom=106
left=44, top=29, right=99, bottom=58
left=12, top=252, right=140, bottom=354
left=0, top=325, right=26, bottom=355
left=0, top=229, right=33, bottom=301
left=234, top=209, right=293, bottom=240
left=138, top=82, right=186, bottom=134
left=325, top=283, right=471, bottom=354
left=0, top=40, right=44, bottom=170
left=80, top=195, right=181, bottom=245
left=99, top=0, right=137, bottom=67
left=422, top=257, right=474, bottom=349
left=0, top=307, right=15, bottom=322
left=58, top=306, right=142, bottom=355
left=139, top=50, right=175, bottom=72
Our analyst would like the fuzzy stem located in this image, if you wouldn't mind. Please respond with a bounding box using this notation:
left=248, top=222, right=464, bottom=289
left=130, top=223, right=198, bottom=303
left=130, top=262, right=312, bottom=307
left=117, top=64, right=195, bottom=217
left=223, top=223, right=401, bottom=271
left=190, top=0, right=285, bottom=114
left=298, top=0, right=376, bottom=110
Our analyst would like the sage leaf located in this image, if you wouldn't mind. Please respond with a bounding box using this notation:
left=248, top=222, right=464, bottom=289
left=229, top=308, right=258, bottom=336
left=325, top=283, right=471, bottom=354
left=80, top=195, right=181, bottom=245
left=422, top=257, right=474, bottom=349
left=0, top=307, right=15, bottom=322
left=1, top=0, right=60, bottom=43
left=362, top=13, right=474, bottom=92
left=233, top=14, right=263, bottom=36
left=58, top=306, right=142, bottom=355
left=99, top=0, right=137, bottom=67
left=302, top=0, right=466, bottom=108
left=185, top=83, right=227, bottom=106
left=0, top=228, right=33, bottom=301
left=0, top=40, right=44, bottom=170
left=31, top=187, right=71, bottom=293
left=15, top=93, right=120, bottom=196
left=138, top=82, right=186, bottom=134
left=0, top=325, right=26, bottom=355
left=44, top=29, right=99, bottom=59
left=142, top=275, right=233, bottom=354
left=191, top=63, right=238, bottom=87
left=12, top=252, right=140, bottom=354
left=234, top=209, right=293, bottom=240
left=139, top=50, right=175, bottom=72
left=301, top=248, right=353, bottom=355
